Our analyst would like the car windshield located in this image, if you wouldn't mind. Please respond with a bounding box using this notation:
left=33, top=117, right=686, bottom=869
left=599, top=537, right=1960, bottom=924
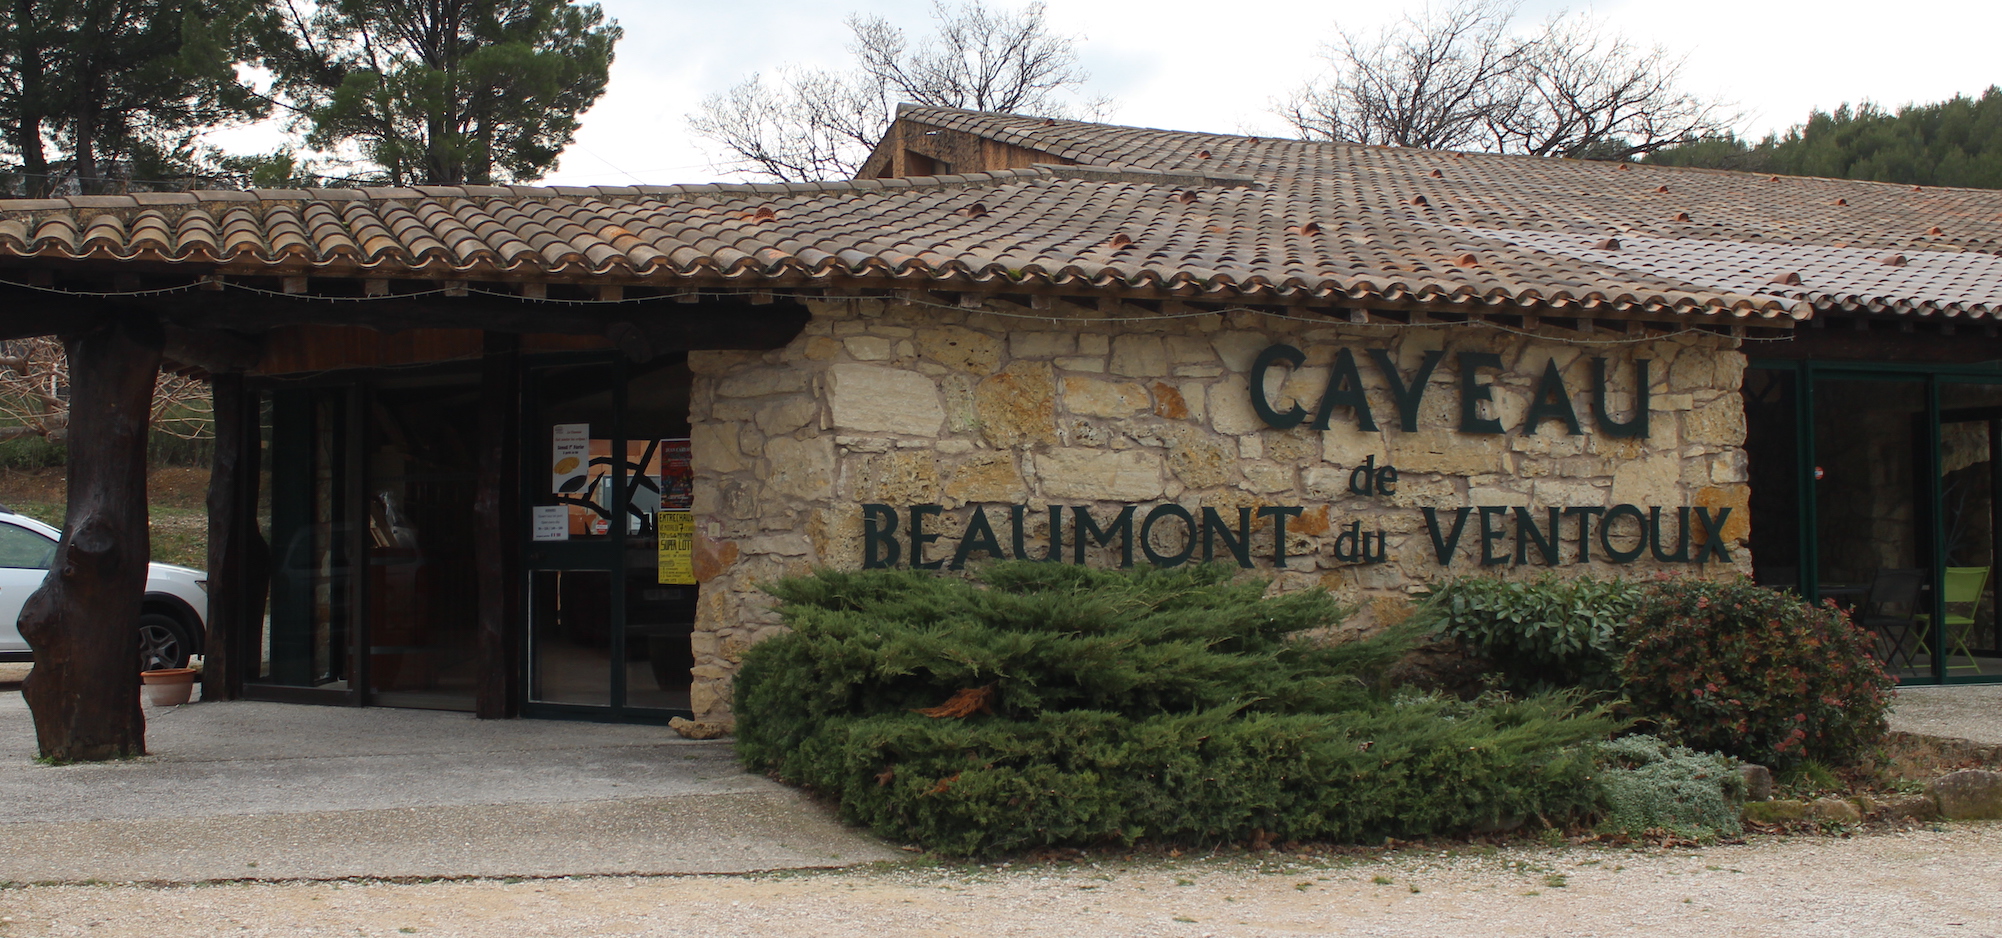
left=0, top=521, right=55, bottom=569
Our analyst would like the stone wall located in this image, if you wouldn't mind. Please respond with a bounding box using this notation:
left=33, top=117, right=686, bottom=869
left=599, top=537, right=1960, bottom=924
left=683, top=298, right=1751, bottom=720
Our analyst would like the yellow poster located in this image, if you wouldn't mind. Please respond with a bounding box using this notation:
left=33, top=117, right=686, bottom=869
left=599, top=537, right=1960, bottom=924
left=657, top=511, right=695, bottom=585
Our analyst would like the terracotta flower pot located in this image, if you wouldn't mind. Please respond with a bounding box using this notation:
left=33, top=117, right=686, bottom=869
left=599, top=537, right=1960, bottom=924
left=140, top=667, right=198, bottom=708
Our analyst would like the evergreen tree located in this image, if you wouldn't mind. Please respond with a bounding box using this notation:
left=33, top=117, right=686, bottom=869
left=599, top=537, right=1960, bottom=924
left=1648, top=86, right=2002, bottom=189
left=263, top=0, right=621, bottom=186
left=0, top=0, right=265, bottom=195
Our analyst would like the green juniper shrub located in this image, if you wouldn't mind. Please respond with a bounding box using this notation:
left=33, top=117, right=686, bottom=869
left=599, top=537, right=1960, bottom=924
left=1412, top=574, right=1642, bottom=693
left=1593, top=734, right=1745, bottom=840
left=1619, top=577, right=1894, bottom=771
left=735, top=562, right=1622, bottom=856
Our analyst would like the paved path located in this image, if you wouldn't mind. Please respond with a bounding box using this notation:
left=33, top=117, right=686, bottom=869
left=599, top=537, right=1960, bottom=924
left=0, top=693, right=898, bottom=883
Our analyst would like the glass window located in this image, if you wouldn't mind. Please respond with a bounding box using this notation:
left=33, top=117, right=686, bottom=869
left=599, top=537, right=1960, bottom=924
left=0, top=522, right=55, bottom=569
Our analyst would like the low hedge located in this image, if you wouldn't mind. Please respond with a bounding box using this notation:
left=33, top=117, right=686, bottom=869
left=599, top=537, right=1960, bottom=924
left=736, top=563, right=1620, bottom=856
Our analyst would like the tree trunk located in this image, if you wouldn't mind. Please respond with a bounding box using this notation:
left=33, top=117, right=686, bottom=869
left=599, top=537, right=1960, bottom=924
left=18, top=315, right=162, bottom=762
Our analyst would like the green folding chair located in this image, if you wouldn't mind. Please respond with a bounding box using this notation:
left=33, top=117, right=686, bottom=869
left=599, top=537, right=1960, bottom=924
left=1919, top=566, right=1990, bottom=674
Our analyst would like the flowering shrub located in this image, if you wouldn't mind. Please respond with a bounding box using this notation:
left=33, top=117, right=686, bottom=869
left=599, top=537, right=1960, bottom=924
left=1619, top=578, right=1894, bottom=770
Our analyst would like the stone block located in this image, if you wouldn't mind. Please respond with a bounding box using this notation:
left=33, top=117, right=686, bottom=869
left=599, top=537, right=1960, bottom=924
left=1930, top=769, right=2002, bottom=819
left=1034, top=448, right=1165, bottom=501
left=844, top=335, right=894, bottom=360
left=1110, top=334, right=1169, bottom=377
left=917, top=325, right=1003, bottom=373
left=1210, top=375, right=1263, bottom=435
left=1386, top=430, right=1509, bottom=476
left=754, top=396, right=819, bottom=436
left=761, top=435, right=836, bottom=500
left=1694, top=485, right=1752, bottom=545
left=846, top=450, right=940, bottom=504
left=1078, top=333, right=1110, bottom=355
left=1165, top=335, right=1217, bottom=364
left=690, top=421, right=747, bottom=474
left=1152, top=382, right=1190, bottom=419
left=1211, top=331, right=1271, bottom=371
left=1063, top=375, right=1151, bottom=417
left=1875, top=794, right=1941, bottom=822
left=717, top=367, right=809, bottom=399
left=943, top=451, right=1028, bottom=504
left=1164, top=428, right=1235, bottom=490
left=668, top=717, right=731, bottom=740
left=1742, top=799, right=1807, bottom=823
left=1610, top=453, right=1682, bottom=506
left=1683, top=397, right=1747, bottom=445
left=1807, top=797, right=1863, bottom=825
left=826, top=363, right=945, bottom=436
left=1054, top=356, right=1107, bottom=373
left=1010, top=331, right=1075, bottom=358
left=1740, top=764, right=1773, bottom=802
left=975, top=362, right=1058, bottom=448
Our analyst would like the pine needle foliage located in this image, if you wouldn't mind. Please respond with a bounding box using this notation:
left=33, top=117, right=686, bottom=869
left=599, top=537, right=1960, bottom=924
left=736, top=562, right=1621, bottom=856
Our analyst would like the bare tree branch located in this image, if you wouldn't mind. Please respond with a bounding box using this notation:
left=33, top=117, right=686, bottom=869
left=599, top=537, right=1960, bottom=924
left=1278, top=1, right=1730, bottom=160
left=0, top=336, right=211, bottom=445
left=690, top=1, right=1104, bottom=181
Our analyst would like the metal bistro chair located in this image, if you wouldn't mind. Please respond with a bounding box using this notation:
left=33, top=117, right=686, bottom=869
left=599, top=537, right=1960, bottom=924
left=1860, top=568, right=1928, bottom=672
left=1917, top=566, right=1991, bottom=675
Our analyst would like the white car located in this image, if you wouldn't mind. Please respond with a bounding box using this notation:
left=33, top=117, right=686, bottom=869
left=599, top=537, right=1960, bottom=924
left=0, top=510, right=209, bottom=671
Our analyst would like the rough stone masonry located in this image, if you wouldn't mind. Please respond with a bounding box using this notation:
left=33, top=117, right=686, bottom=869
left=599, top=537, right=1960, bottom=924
left=682, top=297, right=1751, bottom=720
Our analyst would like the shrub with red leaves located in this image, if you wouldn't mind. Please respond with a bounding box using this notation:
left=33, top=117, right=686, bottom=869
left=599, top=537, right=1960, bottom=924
left=1620, top=578, right=1894, bottom=770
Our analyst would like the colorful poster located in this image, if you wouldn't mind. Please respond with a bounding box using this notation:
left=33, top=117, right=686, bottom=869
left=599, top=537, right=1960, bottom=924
left=657, top=510, right=695, bottom=585
left=551, top=423, right=590, bottom=495
left=661, top=438, right=693, bottom=511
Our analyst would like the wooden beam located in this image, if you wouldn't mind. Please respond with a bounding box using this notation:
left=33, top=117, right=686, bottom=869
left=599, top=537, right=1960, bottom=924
left=474, top=332, right=521, bottom=719
left=19, top=315, right=163, bottom=761
left=201, top=372, right=263, bottom=702
left=163, top=326, right=262, bottom=374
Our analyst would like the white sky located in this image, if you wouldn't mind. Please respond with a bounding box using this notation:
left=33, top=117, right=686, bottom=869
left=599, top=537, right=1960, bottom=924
left=204, top=0, right=2002, bottom=187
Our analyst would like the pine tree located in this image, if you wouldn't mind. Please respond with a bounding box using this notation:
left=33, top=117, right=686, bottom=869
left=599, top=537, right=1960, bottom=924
left=1647, top=86, right=2002, bottom=190
left=262, top=0, right=621, bottom=186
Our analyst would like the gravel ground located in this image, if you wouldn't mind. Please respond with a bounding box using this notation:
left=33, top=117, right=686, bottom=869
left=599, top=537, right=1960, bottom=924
left=2, top=824, right=1999, bottom=937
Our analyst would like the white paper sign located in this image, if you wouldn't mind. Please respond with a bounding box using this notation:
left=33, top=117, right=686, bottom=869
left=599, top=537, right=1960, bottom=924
left=531, top=505, right=571, bottom=541
left=551, top=423, right=590, bottom=495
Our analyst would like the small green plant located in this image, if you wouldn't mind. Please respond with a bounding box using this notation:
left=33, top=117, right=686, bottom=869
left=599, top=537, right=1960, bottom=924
left=1593, top=735, right=1746, bottom=839
left=1778, top=760, right=1842, bottom=795
left=1412, top=574, right=1642, bottom=693
left=1543, top=873, right=1568, bottom=888
left=1372, top=874, right=1394, bottom=885
left=1620, top=578, right=1894, bottom=770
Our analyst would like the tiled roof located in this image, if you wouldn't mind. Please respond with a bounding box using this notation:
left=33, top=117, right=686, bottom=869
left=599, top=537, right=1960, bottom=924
left=4, top=106, right=2001, bottom=320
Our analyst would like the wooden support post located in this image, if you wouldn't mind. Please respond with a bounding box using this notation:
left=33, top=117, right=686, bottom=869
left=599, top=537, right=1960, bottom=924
left=202, top=372, right=264, bottom=701
left=19, top=315, right=162, bottom=761
left=474, top=332, right=521, bottom=719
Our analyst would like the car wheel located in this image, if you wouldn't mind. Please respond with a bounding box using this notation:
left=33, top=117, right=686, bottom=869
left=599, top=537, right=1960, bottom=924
left=138, top=612, right=194, bottom=671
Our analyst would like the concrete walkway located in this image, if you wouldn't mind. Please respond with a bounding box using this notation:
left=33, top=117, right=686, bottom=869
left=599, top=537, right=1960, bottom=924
left=0, top=690, right=899, bottom=884
left=0, top=670, right=1993, bottom=887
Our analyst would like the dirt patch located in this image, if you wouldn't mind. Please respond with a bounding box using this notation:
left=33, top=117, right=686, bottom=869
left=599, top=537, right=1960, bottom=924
left=0, top=466, right=208, bottom=511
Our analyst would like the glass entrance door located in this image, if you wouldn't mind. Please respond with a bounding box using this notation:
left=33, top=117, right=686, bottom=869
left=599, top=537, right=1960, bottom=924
left=523, top=356, right=698, bottom=719
left=1935, top=381, right=2002, bottom=677
left=1811, top=376, right=1934, bottom=680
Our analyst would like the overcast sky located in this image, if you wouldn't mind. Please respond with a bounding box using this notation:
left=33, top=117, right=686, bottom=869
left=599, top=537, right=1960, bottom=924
left=213, top=0, right=2002, bottom=186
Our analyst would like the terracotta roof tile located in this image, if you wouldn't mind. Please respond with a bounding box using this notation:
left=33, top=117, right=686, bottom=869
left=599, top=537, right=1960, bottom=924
left=5, top=108, right=2000, bottom=319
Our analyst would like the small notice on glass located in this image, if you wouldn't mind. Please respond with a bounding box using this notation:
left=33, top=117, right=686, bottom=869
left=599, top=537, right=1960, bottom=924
left=551, top=423, right=590, bottom=495
left=657, top=511, right=695, bottom=585
left=531, top=505, right=571, bottom=541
